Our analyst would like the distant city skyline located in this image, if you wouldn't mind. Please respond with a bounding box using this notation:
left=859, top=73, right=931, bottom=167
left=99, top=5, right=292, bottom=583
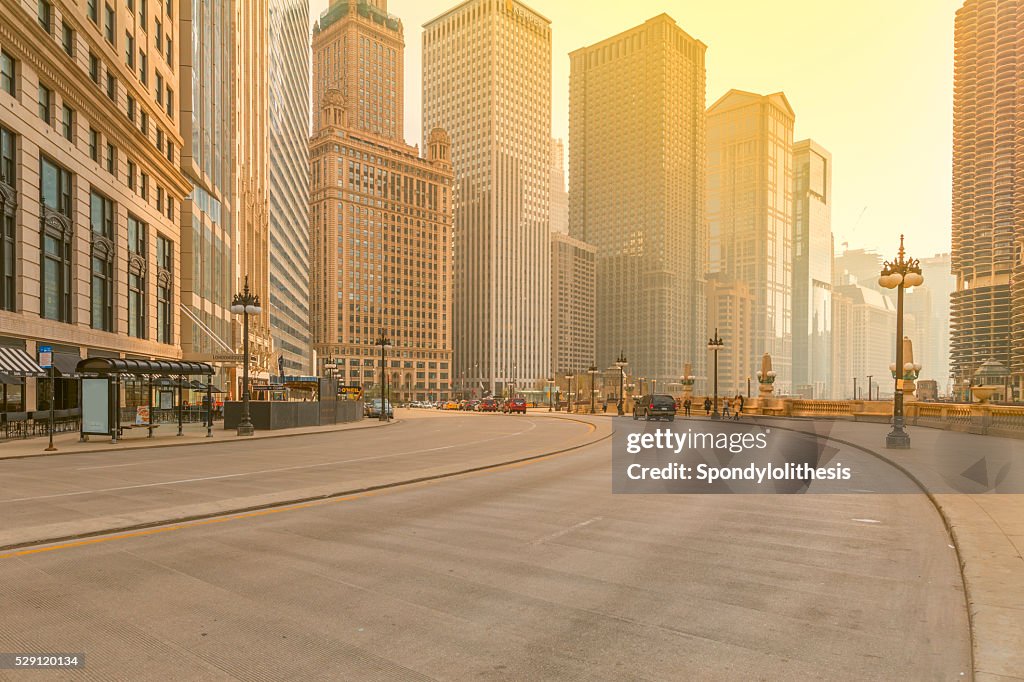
left=310, top=0, right=960, bottom=259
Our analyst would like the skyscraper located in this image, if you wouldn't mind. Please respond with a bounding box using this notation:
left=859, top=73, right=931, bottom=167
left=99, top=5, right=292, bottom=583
left=423, top=0, right=552, bottom=396
left=919, top=253, right=954, bottom=392
left=551, top=232, right=595, bottom=379
left=310, top=1, right=455, bottom=403
left=569, top=14, right=707, bottom=390
left=791, top=139, right=833, bottom=398
left=550, top=138, right=568, bottom=236
left=179, top=0, right=237, bottom=392
left=950, top=0, right=1024, bottom=395
left=707, top=90, right=795, bottom=394
left=268, top=0, right=311, bottom=374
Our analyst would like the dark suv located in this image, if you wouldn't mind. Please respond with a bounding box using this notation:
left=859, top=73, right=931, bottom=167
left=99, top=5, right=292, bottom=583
left=633, top=394, right=677, bottom=422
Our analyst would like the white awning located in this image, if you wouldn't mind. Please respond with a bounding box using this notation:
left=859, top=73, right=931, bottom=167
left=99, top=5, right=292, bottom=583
left=0, top=347, right=45, bottom=377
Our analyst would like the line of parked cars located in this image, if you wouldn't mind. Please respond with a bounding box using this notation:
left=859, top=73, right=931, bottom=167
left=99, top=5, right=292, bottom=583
left=404, top=398, right=528, bottom=414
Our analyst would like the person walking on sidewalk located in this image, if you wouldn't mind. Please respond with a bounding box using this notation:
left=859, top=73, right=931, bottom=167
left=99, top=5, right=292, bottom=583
left=733, top=394, right=741, bottom=421
left=722, top=398, right=731, bottom=419
left=703, top=397, right=711, bottom=416
left=683, top=398, right=691, bottom=417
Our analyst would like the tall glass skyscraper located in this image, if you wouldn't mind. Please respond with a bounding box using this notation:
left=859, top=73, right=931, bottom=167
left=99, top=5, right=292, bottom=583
left=268, top=0, right=311, bottom=374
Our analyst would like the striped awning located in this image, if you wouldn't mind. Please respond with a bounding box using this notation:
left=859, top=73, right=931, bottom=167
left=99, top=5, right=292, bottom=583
left=0, top=347, right=45, bottom=377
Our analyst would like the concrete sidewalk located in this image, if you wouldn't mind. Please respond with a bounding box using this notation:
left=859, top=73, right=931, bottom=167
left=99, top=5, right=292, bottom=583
left=0, top=415, right=396, bottom=460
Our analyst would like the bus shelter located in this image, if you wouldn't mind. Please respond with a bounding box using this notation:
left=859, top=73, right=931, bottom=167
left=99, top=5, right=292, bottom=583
left=75, top=358, right=215, bottom=443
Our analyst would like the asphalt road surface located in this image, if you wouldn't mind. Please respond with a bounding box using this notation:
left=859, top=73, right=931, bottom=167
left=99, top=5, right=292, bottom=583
left=0, top=413, right=970, bottom=680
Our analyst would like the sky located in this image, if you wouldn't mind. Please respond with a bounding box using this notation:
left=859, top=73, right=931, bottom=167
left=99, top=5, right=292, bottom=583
left=309, top=0, right=963, bottom=259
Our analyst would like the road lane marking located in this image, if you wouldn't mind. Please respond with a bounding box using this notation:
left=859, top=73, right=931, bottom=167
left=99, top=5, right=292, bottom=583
left=531, top=516, right=604, bottom=545
left=0, top=425, right=610, bottom=559
left=851, top=518, right=881, bottom=524
left=1, top=420, right=544, bottom=503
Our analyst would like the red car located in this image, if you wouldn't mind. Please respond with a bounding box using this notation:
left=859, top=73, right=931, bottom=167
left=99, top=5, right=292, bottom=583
left=507, top=398, right=527, bottom=414
left=477, top=398, right=499, bottom=412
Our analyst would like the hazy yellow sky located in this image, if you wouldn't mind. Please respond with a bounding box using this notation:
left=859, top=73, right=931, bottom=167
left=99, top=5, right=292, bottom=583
left=309, top=0, right=962, bottom=259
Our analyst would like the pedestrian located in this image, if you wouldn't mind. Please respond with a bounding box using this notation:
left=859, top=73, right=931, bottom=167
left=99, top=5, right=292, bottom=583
left=733, top=394, right=741, bottom=421
left=722, top=398, right=731, bottom=419
left=603, top=400, right=608, bottom=413
left=703, top=397, right=711, bottom=416
left=683, top=398, right=691, bottom=417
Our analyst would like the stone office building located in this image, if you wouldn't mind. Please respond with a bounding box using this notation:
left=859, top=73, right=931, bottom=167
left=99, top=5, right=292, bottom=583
left=0, top=0, right=189, bottom=411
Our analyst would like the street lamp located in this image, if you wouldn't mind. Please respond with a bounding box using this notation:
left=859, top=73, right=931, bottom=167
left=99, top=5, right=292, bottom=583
left=707, top=328, right=724, bottom=420
left=867, top=375, right=873, bottom=402
left=615, top=351, right=628, bottom=416
left=564, top=372, right=575, bottom=413
left=746, top=376, right=751, bottom=399
left=375, top=330, right=393, bottom=422
left=877, top=234, right=924, bottom=449
left=230, top=275, right=262, bottom=437
left=547, top=377, right=554, bottom=412
left=588, top=364, right=599, bottom=414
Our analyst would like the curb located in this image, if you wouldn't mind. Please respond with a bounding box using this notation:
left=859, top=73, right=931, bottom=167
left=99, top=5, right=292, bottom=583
left=0, top=418, right=402, bottom=462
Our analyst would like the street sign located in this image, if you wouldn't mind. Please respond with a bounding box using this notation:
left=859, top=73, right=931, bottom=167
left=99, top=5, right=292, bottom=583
left=211, top=352, right=245, bottom=363
left=38, top=345, right=52, bottom=369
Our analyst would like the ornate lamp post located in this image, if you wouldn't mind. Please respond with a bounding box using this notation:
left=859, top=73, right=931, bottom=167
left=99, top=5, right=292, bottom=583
left=547, top=377, right=554, bottom=412
left=588, top=364, right=599, bottom=414
left=877, top=235, right=924, bottom=449
left=615, top=351, right=628, bottom=416
left=564, top=372, right=575, bottom=413
left=680, top=363, right=695, bottom=399
left=375, top=330, right=393, bottom=422
left=867, top=375, right=873, bottom=402
left=230, top=275, right=262, bottom=437
left=707, top=329, right=724, bottom=420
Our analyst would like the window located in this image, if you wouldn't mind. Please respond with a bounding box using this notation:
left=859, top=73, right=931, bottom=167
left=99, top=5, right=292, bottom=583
left=127, top=215, right=147, bottom=338
left=155, top=73, right=162, bottom=104
left=89, top=191, right=114, bottom=331
left=61, top=104, right=74, bottom=141
left=140, top=172, right=148, bottom=200
left=88, top=0, right=98, bottom=23
left=0, top=50, right=14, bottom=96
left=155, top=20, right=162, bottom=53
left=165, top=86, right=173, bottom=117
left=106, top=142, right=116, bottom=174
left=126, top=95, right=135, bottom=123
left=156, top=235, right=171, bottom=344
left=106, top=73, right=116, bottom=101
left=126, top=158, right=135, bottom=191
left=89, top=52, right=100, bottom=83
left=0, top=127, right=15, bottom=312
left=37, top=84, right=52, bottom=125
left=156, top=128, right=163, bottom=151
left=89, top=128, right=99, bottom=161
left=165, top=37, right=172, bottom=66
left=166, top=195, right=173, bottom=221
left=39, top=157, right=73, bottom=322
left=38, top=1, right=52, bottom=33
left=166, top=0, right=172, bottom=19
left=104, top=4, right=115, bottom=44
left=156, top=186, right=163, bottom=212
left=125, top=32, right=134, bottom=68
left=139, top=49, right=147, bottom=84
left=140, top=110, right=148, bottom=135
left=139, top=0, right=147, bottom=31
left=62, top=24, right=75, bottom=57
left=165, top=140, right=172, bottom=163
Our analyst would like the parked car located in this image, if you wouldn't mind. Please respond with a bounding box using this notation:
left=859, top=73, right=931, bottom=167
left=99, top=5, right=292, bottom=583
left=443, top=400, right=460, bottom=410
left=478, top=398, right=498, bottom=412
left=506, top=398, right=527, bottom=414
left=366, top=399, right=393, bottom=418
left=633, top=394, right=677, bottom=421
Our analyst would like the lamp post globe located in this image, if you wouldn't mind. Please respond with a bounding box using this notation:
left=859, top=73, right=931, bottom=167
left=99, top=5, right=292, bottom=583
left=878, top=235, right=923, bottom=449
left=615, top=351, right=628, bottom=416
left=230, top=275, right=261, bottom=437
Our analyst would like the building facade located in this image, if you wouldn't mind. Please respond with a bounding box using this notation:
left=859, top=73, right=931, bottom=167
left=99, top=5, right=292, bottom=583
left=311, top=1, right=454, bottom=404
left=422, top=0, right=552, bottom=397
left=706, top=274, right=754, bottom=398
left=833, top=284, right=896, bottom=400
left=550, top=137, right=568, bottom=236
left=550, top=232, right=595, bottom=379
left=919, top=253, right=954, bottom=393
left=569, top=14, right=707, bottom=391
left=791, top=139, right=833, bottom=398
left=178, top=0, right=237, bottom=393
left=707, top=90, right=795, bottom=394
left=0, top=0, right=190, bottom=411
left=950, top=0, right=1024, bottom=394
left=268, top=0, right=310, bottom=374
